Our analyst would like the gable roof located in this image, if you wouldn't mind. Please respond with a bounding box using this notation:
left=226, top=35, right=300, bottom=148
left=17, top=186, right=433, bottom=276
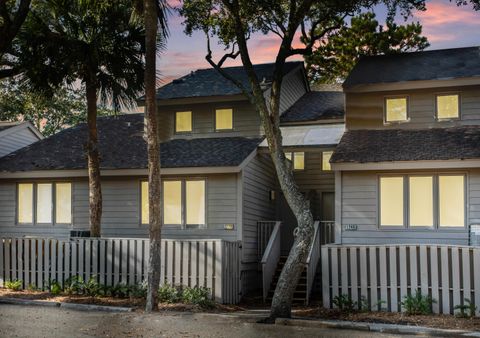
left=0, top=114, right=261, bottom=172
left=343, top=46, right=480, bottom=88
left=154, top=62, right=303, bottom=100
left=280, top=91, right=344, bottom=124
left=331, top=127, right=480, bottom=164
left=0, top=122, right=20, bottom=132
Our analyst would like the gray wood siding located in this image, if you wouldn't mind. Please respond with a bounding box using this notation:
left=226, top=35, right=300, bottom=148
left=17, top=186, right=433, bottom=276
left=0, top=174, right=240, bottom=241
left=340, top=170, right=472, bottom=245
left=346, top=85, right=480, bottom=130
left=242, top=153, right=278, bottom=264
left=0, top=127, right=40, bottom=157
left=157, top=100, right=262, bottom=142
left=265, top=66, right=308, bottom=114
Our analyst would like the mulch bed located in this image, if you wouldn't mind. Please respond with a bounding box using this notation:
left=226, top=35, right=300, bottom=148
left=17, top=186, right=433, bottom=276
left=294, top=305, right=480, bottom=331
left=0, top=288, right=242, bottom=312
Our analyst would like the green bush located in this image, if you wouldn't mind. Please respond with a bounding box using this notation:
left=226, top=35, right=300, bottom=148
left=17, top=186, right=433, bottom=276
left=454, top=298, right=477, bottom=318
left=48, top=280, right=62, bottom=295
left=332, top=294, right=356, bottom=312
left=182, top=286, right=214, bottom=308
left=5, top=279, right=22, bottom=291
left=158, top=284, right=182, bottom=303
left=64, top=275, right=85, bottom=295
left=401, top=290, right=435, bottom=315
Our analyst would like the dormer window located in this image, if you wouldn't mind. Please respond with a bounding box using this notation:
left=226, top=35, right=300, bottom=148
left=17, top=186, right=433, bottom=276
left=436, top=94, right=459, bottom=120
left=215, top=108, right=233, bottom=130
left=385, top=97, right=408, bottom=123
left=175, top=111, right=192, bottom=133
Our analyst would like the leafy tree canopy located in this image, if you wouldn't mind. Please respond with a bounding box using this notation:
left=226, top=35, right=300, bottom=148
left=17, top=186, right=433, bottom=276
left=306, top=12, right=429, bottom=84
left=0, top=79, right=114, bottom=136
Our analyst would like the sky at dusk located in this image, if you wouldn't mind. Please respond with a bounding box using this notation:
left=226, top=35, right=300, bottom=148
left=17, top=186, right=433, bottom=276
left=158, top=0, right=480, bottom=84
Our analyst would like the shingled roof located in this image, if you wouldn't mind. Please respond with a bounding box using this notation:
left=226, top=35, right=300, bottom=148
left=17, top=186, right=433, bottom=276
left=331, top=127, right=480, bottom=164
left=0, top=114, right=261, bottom=172
left=280, top=91, right=344, bottom=124
left=154, top=62, right=303, bottom=100
left=343, top=46, right=480, bottom=88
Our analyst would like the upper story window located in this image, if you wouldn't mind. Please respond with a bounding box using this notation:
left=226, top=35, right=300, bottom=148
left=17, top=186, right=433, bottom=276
left=17, top=182, right=72, bottom=224
left=322, top=151, right=333, bottom=171
left=215, top=108, right=233, bottom=131
left=285, top=152, right=305, bottom=170
left=436, top=94, right=460, bottom=120
left=385, top=97, right=408, bottom=123
left=175, top=111, right=192, bottom=133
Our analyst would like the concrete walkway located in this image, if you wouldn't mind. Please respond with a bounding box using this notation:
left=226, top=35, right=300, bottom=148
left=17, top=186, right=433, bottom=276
left=0, top=304, right=403, bottom=338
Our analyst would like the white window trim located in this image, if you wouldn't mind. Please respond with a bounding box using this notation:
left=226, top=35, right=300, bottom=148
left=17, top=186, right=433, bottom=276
left=285, top=151, right=305, bottom=171
left=16, top=182, right=72, bottom=226
left=383, top=95, right=410, bottom=125
left=435, top=92, right=461, bottom=121
left=214, top=107, right=234, bottom=131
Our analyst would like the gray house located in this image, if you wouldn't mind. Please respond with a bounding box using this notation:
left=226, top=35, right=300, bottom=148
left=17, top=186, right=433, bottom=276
left=0, top=121, right=43, bottom=158
left=332, top=46, right=480, bottom=246
left=0, top=62, right=344, bottom=297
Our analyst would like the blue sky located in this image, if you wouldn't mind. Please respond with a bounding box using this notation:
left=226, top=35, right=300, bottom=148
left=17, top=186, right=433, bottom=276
left=158, top=0, right=480, bottom=83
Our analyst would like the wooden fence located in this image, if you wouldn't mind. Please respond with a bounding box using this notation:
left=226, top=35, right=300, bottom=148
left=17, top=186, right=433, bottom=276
left=0, top=237, right=241, bottom=304
left=322, top=244, right=480, bottom=316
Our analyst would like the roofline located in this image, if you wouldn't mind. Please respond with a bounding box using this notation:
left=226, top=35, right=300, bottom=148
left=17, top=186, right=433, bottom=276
left=280, top=118, right=344, bottom=126
left=343, top=76, right=480, bottom=93
left=0, top=121, right=44, bottom=140
left=332, top=159, right=480, bottom=171
left=0, top=166, right=244, bottom=179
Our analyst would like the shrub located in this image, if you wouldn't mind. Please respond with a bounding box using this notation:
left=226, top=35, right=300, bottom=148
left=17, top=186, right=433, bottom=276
left=48, top=280, right=62, bottom=295
left=130, top=281, right=147, bottom=298
left=454, top=298, right=477, bottom=318
left=64, top=276, right=85, bottom=295
left=332, top=294, right=356, bottom=313
left=401, top=290, right=435, bottom=315
left=182, top=286, right=214, bottom=308
left=158, top=284, right=182, bottom=303
left=5, top=279, right=22, bottom=291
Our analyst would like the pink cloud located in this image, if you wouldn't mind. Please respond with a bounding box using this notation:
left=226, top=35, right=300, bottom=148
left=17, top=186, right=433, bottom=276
left=415, top=1, right=479, bottom=26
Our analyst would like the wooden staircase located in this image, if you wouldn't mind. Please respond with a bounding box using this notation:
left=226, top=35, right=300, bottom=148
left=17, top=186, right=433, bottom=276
left=265, top=256, right=308, bottom=304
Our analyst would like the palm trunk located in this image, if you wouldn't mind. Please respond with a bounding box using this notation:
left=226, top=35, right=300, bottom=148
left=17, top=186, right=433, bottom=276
left=85, top=75, right=102, bottom=238
left=144, top=0, right=162, bottom=312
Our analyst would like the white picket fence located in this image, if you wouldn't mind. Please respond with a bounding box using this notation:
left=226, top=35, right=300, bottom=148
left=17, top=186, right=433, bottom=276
left=322, top=244, right=480, bottom=316
left=0, top=237, right=241, bottom=304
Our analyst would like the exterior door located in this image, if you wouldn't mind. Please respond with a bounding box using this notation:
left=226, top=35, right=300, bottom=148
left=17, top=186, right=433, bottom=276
left=321, top=192, right=335, bottom=221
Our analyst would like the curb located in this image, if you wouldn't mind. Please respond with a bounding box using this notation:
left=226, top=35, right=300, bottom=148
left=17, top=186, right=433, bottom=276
left=275, top=318, right=480, bottom=337
left=0, top=297, right=134, bottom=313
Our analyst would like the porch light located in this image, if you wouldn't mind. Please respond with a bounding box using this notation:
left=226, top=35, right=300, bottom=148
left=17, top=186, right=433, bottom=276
left=270, top=190, right=276, bottom=201
left=224, top=223, right=235, bottom=230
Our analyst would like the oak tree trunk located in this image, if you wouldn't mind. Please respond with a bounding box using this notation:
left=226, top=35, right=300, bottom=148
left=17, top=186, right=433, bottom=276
left=85, top=74, right=102, bottom=238
left=144, top=0, right=162, bottom=312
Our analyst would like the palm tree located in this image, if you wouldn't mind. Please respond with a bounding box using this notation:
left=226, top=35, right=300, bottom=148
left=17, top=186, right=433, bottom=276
left=17, top=0, right=147, bottom=237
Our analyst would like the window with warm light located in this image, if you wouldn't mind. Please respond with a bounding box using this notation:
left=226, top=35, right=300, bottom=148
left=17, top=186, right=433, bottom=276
left=380, top=177, right=404, bottom=226
left=163, top=181, right=182, bottom=225
left=36, top=183, right=52, bottom=223
left=385, top=97, right=408, bottom=122
left=322, top=151, right=333, bottom=171
left=409, top=176, right=433, bottom=227
left=186, top=180, right=205, bottom=225
left=436, top=94, right=459, bottom=119
left=215, top=108, right=233, bottom=130
left=285, top=152, right=305, bottom=170
left=163, top=179, right=206, bottom=227
left=18, top=183, right=33, bottom=223
left=141, top=181, right=149, bottom=224
left=55, top=183, right=71, bottom=224
left=175, top=111, right=192, bottom=133
left=439, top=175, right=464, bottom=227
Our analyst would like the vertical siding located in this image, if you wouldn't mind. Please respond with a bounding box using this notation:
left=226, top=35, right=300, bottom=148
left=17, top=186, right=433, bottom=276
left=278, top=67, right=308, bottom=113
left=157, top=100, right=262, bottom=142
left=346, top=85, right=480, bottom=130
left=0, top=128, right=40, bottom=157
left=340, top=170, right=471, bottom=245
left=0, top=174, right=240, bottom=241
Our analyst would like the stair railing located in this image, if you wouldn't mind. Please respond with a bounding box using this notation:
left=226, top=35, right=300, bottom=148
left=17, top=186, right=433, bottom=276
left=261, top=221, right=281, bottom=302
left=305, top=221, right=321, bottom=305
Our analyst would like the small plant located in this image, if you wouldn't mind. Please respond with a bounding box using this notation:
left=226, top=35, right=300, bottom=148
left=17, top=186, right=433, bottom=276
left=5, top=279, right=22, bottom=291
left=401, top=290, right=435, bottom=315
left=130, top=281, right=147, bottom=298
left=47, top=279, right=62, bottom=295
left=27, top=283, right=40, bottom=291
left=158, top=284, right=182, bottom=303
left=84, top=276, right=102, bottom=297
left=64, top=275, right=85, bottom=295
left=332, top=294, right=356, bottom=313
left=454, top=298, right=477, bottom=318
left=182, top=286, right=214, bottom=308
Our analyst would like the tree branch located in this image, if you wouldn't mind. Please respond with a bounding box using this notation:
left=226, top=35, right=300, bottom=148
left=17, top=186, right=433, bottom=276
left=0, top=0, right=31, bottom=55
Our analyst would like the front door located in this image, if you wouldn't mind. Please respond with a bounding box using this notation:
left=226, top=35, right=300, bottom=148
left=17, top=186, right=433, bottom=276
left=321, top=192, right=335, bottom=221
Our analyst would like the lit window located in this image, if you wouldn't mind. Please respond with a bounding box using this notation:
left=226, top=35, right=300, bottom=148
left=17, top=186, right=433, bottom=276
left=36, top=183, right=52, bottom=223
left=439, top=175, right=464, bottom=227
left=186, top=180, right=205, bottom=225
left=215, top=108, right=233, bottom=130
left=385, top=97, right=408, bottom=122
left=164, top=181, right=182, bottom=225
left=437, top=94, right=459, bottom=119
left=380, top=177, right=404, bottom=226
left=55, top=183, right=71, bottom=224
left=285, top=152, right=304, bottom=170
left=141, top=181, right=149, bottom=224
left=175, top=111, right=192, bottom=133
left=409, top=176, right=433, bottom=227
left=322, top=151, right=333, bottom=171
left=18, top=183, right=33, bottom=223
